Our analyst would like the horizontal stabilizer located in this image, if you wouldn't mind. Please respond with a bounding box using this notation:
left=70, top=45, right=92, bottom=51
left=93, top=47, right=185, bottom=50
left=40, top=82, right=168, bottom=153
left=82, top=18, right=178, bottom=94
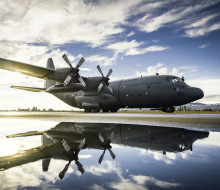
left=11, top=85, right=46, bottom=92
left=7, top=131, right=44, bottom=138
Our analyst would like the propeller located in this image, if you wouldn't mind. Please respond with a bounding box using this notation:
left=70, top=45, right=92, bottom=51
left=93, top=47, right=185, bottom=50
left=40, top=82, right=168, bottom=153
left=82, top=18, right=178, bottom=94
left=97, top=65, right=113, bottom=93
left=60, top=138, right=85, bottom=178
left=62, top=54, right=86, bottom=87
left=98, top=131, right=115, bottom=164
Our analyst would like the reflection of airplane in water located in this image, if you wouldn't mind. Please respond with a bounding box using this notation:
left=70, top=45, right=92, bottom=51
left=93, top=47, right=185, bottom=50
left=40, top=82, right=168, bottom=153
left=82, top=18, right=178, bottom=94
left=0, top=122, right=208, bottom=179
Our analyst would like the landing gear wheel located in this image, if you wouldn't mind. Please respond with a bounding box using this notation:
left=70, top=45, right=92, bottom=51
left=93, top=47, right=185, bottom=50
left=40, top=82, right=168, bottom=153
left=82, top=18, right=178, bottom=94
left=92, top=109, right=100, bottom=113
left=84, top=109, right=92, bottom=113
left=162, top=107, right=175, bottom=113
left=102, top=109, right=109, bottom=113
left=110, top=108, right=118, bottom=113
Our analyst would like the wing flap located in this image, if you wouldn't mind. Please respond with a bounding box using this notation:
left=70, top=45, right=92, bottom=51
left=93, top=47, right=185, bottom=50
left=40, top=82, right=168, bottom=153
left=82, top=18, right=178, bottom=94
left=11, top=85, right=46, bottom=92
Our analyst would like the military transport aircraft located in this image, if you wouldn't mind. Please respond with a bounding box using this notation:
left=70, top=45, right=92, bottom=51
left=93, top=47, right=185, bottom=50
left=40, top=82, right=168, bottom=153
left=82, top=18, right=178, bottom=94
left=0, top=55, right=204, bottom=113
left=0, top=122, right=209, bottom=179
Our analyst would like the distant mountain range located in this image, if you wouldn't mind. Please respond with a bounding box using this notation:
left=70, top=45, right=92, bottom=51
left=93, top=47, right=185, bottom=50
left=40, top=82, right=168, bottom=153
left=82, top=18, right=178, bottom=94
left=121, top=103, right=220, bottom=111
left=184, top=103, right=220, bottom=111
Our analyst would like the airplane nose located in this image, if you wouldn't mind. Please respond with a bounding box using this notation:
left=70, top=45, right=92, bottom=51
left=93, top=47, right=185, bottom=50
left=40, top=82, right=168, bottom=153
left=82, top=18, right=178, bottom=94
left=196, top=88, right=204, bottom=99
left=192, top=87, right=204, bottom=100
left=183, top=87, right=204, bottom=104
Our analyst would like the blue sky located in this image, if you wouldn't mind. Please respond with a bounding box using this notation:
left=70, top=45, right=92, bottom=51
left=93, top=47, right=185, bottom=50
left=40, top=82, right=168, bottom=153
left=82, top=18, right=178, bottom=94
left=0, top=0, right=220, bottom=110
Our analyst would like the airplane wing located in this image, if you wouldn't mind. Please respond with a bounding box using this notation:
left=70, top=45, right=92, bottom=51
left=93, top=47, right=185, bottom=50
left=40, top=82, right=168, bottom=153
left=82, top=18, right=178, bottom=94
left=10, top=85, right=46, bottom=92
left=0, top=58, right=56, bottom=81
left=0, top=142, right=63, bottom=171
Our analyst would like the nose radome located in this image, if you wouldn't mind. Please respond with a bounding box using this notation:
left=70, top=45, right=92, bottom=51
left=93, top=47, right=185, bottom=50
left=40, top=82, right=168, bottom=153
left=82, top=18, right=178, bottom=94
left=193, top=87, right=204, bottom=100
left=197, top=88, right=204, bottom=99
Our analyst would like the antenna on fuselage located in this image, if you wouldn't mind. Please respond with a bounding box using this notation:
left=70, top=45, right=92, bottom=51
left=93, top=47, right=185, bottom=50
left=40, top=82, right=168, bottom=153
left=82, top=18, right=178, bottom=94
left=181, top=76, right=185, bottom=81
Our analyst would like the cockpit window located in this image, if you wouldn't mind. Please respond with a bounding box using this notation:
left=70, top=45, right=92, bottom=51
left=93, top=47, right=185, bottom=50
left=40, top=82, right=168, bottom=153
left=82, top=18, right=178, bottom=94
left=172, top=78, right=178, bottom=83
left=166, top=76, right=188, bottom=86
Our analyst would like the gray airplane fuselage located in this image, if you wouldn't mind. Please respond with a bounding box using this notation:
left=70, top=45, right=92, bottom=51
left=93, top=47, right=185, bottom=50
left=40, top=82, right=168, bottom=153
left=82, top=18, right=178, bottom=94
left=52, top=75, right=204, bottom=112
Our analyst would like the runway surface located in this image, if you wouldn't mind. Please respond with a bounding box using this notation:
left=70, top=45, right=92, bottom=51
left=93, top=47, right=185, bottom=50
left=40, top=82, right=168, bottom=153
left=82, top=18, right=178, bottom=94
left=0, top=112, right=219, bottom=131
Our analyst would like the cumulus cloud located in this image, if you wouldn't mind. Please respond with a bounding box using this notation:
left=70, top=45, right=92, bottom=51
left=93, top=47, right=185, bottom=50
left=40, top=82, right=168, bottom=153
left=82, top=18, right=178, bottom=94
left=135, top=63, right=185, bottom=77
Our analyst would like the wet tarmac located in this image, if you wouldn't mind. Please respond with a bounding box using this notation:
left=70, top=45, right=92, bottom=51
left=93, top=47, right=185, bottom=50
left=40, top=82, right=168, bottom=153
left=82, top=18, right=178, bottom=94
left=0, top=112, right=220, bottom=130
left=0, top=113, right=220, bottom=189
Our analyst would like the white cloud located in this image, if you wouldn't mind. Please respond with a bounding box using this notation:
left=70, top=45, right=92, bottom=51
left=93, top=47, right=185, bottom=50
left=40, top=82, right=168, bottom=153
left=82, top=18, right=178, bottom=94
left=127, top=31, right=135, bottom=37
left=106, top=40, right=144, bottom=53
left=86, top=160, right=118, bottom=176
left=86, top=53, right=118, bottom=66
left=135, top=1, right=220, bottom=37
left=136, top=3, right=205, bottom=33
left=135, top=63, right=184, bottom=77
left=126, top=45, right=169, bottom=56
left=199, top=44, right=210, bottom=49
left=185, top=14, right=218, bottom=29
left=185, top=23, right=220, bottom=37
left=0, top=0, right=143, bottom=47
left=106, top=40, right=169, bottom=56
left=132, top=175, right=181, bottom=188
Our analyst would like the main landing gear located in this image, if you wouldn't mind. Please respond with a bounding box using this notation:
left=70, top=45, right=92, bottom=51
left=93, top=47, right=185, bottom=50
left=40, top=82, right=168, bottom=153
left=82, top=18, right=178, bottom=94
left=84, top=108, right=118, bottom=113
left=161, top=107, right=175, bottom=113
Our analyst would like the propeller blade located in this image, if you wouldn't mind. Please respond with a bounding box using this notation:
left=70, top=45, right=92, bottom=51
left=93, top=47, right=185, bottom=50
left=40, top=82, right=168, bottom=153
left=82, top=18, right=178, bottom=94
left=108, top=148, right=116, bottom=160
left=77, top=138, right=86, bottom=150
left=62, top=54, right=73, bottom=69
left=59, top=161, right=71, bottom=180
left=97, top=65, right=104, bottom=77
left=76, top=58, right=85, bottom=69
left=97, top=83, right=104, bottom=92
left=98, top=133, right=105, bottom=143
left=62, top=139, right=71, bottom=153
left=109, top=131, right=114, bottom=141
left=98, top=149, right=106, bottom=164
left=107, top=84, right=113, bottom=93
left=75, top=160, right=85, bottom=174
left=78, top=76, right=86, bottom=87
left=106, top=69, right=113, bottom=78
left=63, top=74, right=73, bottom=86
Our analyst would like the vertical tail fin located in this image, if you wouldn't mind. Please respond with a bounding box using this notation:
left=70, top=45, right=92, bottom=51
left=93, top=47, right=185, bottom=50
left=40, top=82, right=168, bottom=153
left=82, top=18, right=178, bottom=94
left=44, top=58, right=56, bottom=89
